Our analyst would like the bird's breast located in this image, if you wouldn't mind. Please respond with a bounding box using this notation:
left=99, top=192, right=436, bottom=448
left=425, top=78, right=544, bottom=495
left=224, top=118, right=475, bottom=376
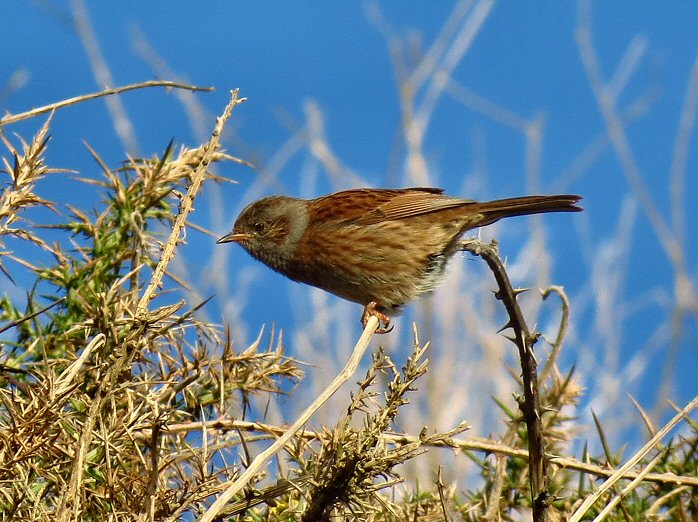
left=284, top=218, right=463, bottom=308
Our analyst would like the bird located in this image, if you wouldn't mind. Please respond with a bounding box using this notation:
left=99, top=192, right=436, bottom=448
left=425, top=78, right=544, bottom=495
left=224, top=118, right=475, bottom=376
left=218, top=187, right=582, bottom=333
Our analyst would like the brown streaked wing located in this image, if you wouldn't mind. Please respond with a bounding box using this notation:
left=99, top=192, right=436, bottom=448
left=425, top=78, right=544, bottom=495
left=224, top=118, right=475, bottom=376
left=354, top=188, right=473, bottom=225
left=307, top=188, right=442, bottom=223
left=307, top=189, right=400, bottom=223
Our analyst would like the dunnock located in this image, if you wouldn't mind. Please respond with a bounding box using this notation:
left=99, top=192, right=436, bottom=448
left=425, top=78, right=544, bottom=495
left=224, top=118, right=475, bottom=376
left=218, top=188, right=582, bottom=332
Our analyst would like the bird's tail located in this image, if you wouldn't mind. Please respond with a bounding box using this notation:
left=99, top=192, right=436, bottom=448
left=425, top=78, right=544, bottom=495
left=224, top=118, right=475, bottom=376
left=469, top=194, right=582, bottom=227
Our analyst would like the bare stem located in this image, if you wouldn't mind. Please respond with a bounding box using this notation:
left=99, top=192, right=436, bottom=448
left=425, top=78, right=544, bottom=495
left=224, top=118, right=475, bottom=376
left=0, top=80, right=213, bottom=128
left=135, top=418, right=698, bottom=488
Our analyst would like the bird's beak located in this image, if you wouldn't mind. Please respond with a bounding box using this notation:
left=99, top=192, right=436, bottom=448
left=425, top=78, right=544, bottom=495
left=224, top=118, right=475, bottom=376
left=216, top=232, right=250, bottom=244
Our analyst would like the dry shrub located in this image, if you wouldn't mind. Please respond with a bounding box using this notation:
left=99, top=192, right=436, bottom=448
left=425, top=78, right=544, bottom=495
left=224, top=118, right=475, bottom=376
left=0, top=91, right=695, bottom=522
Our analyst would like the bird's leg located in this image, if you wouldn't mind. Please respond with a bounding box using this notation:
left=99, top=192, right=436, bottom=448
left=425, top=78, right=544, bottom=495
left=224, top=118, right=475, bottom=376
left=361, top=301, right=393, bottom=334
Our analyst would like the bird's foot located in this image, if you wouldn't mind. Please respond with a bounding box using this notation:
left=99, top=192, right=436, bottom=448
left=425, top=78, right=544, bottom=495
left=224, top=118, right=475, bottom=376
left=361, top=301, right=393, bottom=334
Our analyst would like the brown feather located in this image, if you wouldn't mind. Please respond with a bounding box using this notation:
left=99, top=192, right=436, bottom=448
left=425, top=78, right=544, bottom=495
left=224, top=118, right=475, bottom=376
left=356, top=189, right=473, bottom=224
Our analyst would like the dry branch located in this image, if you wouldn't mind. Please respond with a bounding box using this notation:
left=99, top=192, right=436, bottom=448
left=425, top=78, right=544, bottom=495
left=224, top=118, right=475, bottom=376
left=459, top=238, right=549, bottom=521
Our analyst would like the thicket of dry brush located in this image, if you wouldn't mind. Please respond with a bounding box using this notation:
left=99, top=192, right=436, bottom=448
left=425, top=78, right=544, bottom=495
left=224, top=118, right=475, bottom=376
left=0, top=88, right=696, bottom=521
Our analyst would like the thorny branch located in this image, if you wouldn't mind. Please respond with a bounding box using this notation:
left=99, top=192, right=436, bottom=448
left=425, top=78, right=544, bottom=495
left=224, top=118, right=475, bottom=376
left=136, top=89, right=244, bottom=317
left=459, top=238, right=549, bottom=522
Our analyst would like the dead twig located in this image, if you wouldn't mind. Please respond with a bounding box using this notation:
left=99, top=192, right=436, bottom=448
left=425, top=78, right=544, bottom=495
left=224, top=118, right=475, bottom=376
left=0, top=81, right=213, bottom=128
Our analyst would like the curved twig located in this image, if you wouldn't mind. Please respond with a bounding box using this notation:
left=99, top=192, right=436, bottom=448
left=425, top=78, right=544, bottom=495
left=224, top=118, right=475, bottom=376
left=539, top=285, right=570, bottom=383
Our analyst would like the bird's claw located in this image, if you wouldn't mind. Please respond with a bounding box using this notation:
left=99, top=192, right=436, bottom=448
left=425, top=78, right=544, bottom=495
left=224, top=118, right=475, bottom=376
left=376, top=323, right=394, bottom=334
left=361, top=301, right=393, bottom=334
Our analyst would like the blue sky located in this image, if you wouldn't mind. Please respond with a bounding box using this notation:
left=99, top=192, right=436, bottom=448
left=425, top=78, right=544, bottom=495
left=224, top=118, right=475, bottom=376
left=2, top=2, right=697, bottom=444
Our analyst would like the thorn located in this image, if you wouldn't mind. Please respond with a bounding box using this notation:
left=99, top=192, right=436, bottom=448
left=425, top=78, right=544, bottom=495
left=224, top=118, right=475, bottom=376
left=503, top=334, right=519, bottom=345
left=513, top=287, right=531, bottom=297
left=497, top=321, right=514, bottom=333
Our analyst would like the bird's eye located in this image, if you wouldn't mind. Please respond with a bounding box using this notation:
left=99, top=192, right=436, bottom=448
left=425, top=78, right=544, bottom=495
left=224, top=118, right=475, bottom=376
left=252, top=222, right=265, bottom=233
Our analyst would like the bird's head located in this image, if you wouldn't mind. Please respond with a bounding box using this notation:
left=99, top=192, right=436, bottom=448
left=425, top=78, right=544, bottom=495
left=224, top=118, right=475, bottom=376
left=217, top=196, right=309, bottom=270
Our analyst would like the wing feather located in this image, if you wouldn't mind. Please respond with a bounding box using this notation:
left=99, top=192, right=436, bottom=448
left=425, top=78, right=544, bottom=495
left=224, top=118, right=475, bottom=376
left=354, top=188, right=472, bottom=224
